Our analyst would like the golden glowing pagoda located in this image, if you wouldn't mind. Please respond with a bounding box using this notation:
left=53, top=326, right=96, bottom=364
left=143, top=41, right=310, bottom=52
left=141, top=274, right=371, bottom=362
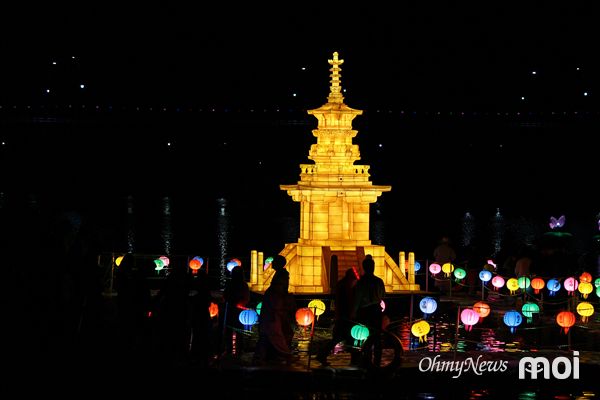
left=249, top=52, right=420, bottom=294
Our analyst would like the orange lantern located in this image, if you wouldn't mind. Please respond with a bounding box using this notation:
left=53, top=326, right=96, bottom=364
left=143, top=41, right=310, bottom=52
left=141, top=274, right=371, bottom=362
left=473, top=301, right=491, bottom=319
left=295, top=307, right=314, bottom=327
left=208, top=302, right=219, bottom=318
left=580, top=272, right=592, bottom=283
left=530, top=277, right=545, bottom=294
left=556, top=311, right=576, bottom=334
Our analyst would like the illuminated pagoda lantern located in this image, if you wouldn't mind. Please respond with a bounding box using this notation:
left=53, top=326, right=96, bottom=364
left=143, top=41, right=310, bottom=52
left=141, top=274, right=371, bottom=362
left=248, top=52, right=420, bottom=294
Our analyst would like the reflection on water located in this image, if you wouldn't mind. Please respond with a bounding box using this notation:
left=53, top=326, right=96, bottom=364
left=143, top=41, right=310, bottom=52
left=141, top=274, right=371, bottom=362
left=126, top=194, right=135, bottom=253
left=461, top=211, right=475, bottom=248
left=161, top=196, right=173, bottom=255
left=217, top=197, right=229, bottom=290
left=490, top=208, right=505, bottom=257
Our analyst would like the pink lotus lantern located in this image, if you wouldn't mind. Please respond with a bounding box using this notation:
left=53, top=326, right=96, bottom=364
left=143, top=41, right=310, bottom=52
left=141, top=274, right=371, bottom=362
left=564, top=277, right=578, bottom=295
left=429, top=263, right=441, bottom=276
left=491, top=276, right=505, bottom=291
left=460, top=308, right=479, bottom=332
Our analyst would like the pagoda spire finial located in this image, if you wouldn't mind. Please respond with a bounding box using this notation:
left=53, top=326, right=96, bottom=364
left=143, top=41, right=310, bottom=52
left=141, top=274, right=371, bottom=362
left=327, top=51, right=344, bottom=103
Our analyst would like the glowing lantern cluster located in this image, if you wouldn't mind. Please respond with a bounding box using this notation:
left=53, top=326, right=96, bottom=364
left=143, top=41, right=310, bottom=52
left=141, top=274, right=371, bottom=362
left=577, top=302, right=594, bottom=322
left=239, top=309, right=258, bottom=330
left=419, top=297, right=437, bottom=318
left=461, top=308, right=479, bottom=331
left=295, top=307, right=314, bottom=327
left=473, top=301, right=491, bottom=319
left=351, top=324, right=370, bottom=346
left=531, top=277, right=545, bottom=294
left=556, top=311, right=576, bottom=334
left=503, top=310, right=523, bottom=333
left=521, top=303, right=540, bottom=324
left=411, top=320, right=430, bottom=343
left=429, top=263, right=441, bottom=276
left=227, top=258, right=242, bottom=272
left=442, top=263, right=455, bottom=277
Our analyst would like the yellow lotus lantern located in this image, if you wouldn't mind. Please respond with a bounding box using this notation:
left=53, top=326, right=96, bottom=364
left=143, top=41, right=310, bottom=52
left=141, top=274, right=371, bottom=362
left=411, top=320, right=431, bottom=343
left=577, top=302, right=594, bottom=322
left=506, top=278, right=520, bottom=295
left=441, top=263, right=455, bottom=277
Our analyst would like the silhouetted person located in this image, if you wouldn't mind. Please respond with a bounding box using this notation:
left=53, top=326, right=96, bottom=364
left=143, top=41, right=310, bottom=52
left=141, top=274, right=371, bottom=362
left=155, top=261, right=190, bottom=365
left=316, top=267, right=357, bottom=366
left=189, top=269, right=212, bottom=367
left=354, top=255, right=385, bottom=367
left=115, top=253, right=152, bottom=359
left=253, top=257, right=297, bottom=366
left=223, top=265, right=250, bottom=356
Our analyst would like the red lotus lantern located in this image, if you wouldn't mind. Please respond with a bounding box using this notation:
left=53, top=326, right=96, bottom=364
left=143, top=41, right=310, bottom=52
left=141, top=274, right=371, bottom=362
left=295, top=307, right=315, bottom=327
left=556, top=311, right=576, bottom=334
left=189, top=257, right=203, bottom=274
left=530, top=278, right=545, bottom=294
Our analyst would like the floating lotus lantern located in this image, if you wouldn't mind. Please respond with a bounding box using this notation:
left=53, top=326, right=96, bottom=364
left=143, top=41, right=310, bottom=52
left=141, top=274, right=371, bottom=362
left=531, top=277, right=545, bottom=294
left=461, top=308, right=479, bottom=332
left=256, top=301, right=262, bottom=315
left=556, top=311, right=576, bottom=334
left=453, top=267, right=466, bottom=281
left=411, top=320, right=431, bottom=343
left=239, top=309, right=258, bottom=330
left=263, top=256, right=274, bottom=271
left=115, top=255, right=124, bottom=267
left=429, top=263, right=441, bottom=276
left=380, top=299, right=386, bottom=312
left=227, top=258, right=241, bottom=272
left=414, top=261, right=421, bottom=272
left=491, top=276, right=505, bottom=291
left=351, top=324, right=370, bottom=346
left=479, top=270, right=492, bottom=283
left=308, top=299, right=326, bottom=319
left=419, top=297, right=438, bottom=319
left=547, top=279, right=561, bottom=296
left=159, top=256, right=170, bottom=267
left=578, top=282, right=593, bottom=299
left=580, top=272, right=592, bottom=283
left=564, top=277, right=578, bottom=295
left=503, top=310, right=523, bottom=333
left=295, top=307, right=314, bottom=327
left=506, top=278, right=520, bottom=295
left=189, top=257, right=203, bottom=273
left=595, top=278, right=600, bottom=288
left=518, top=277, right=531, bottom=290
left=208, top=302, right=219, bottom=318
left=442, top=263, right=454, bottom=277
left=577, top=302, right=594, bottom=323
left=521, top=302, right=540, bottom=324
left=473, top=301, right=491, bottom=319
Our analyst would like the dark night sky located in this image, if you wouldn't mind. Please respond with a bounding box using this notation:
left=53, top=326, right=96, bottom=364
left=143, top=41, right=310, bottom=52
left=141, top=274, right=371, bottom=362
left=1, top=3, right=599, bottom=110
left=1, top=2, right=599, bottom=220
